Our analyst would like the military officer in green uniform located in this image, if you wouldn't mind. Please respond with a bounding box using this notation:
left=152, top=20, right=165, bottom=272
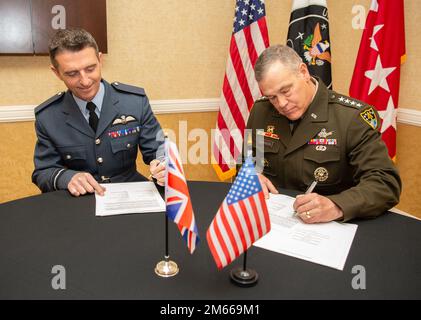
left=247, top=45, right=401, bottom=223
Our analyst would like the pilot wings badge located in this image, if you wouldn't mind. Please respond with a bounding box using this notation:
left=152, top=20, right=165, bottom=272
left=112, top=115, right=137, bottom=125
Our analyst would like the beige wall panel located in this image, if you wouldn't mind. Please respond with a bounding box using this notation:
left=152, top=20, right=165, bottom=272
left=396, top=124, right=421, bottom=217
left=135, top=112, right=221, bottom=182
left=0, top=121, right=39, bottom=202
left=265, top=1, right=290, bottom=45
left=399, top=0, right=421, bottom=110
left=99, top=0, right=235, bottom=100
left=0, top=55, right=61, bottom=105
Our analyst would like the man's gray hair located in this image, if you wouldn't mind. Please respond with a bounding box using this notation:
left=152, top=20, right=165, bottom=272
left=254, top=45, right=303, bottom=82
left=49, top=28, right=99, bottom=68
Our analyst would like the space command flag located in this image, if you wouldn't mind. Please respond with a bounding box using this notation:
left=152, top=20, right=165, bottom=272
left=286, top=0, right=332, bottom=89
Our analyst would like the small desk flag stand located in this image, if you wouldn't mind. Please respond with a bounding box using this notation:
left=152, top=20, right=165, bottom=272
left=230, top=251, right=258, bottom=287
left=230, top=133, right=258, bottom=287
left=155, top=212, right=179, bottom=277
left=154, top=134, right=200, bottom=276
left=155, top=135, right=179, bottom=277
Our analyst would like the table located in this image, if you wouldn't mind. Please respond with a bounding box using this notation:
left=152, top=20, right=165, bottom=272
left=1, top=181, right=420, bottom=300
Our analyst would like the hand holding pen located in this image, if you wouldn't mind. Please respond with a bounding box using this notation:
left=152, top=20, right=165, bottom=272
left=149, top=157, right=166, bottom=186
left=293, top=180, right=344, bottom=223
left=294, top=180, right=318, bottom=217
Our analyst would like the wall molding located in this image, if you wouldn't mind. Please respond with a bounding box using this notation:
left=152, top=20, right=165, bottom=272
left=1, top=100, right=421, bottom=127
left=0, top=105, right=38, bottom=123
left=0, top=98, right=220, bottom=123
left=395, top=108, right=421, bottom=127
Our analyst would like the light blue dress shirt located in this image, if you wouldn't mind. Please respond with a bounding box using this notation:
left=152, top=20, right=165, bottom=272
left=73, top=81, right=105, bottom=122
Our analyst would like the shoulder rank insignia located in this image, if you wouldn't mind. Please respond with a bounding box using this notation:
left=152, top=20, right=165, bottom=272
left=35, top=91, right=65, bottom=114
left=333, top=94, right=364, bottom=108
left=360, top=107, right=378, bottom=129
left=112, top=82, right=145, bottom=96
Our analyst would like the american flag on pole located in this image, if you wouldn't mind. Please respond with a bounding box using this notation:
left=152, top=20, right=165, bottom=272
left=349, top=0, right=405, bottom=160
left=165, top=139, right=199, bottom=254
left=212, top=0, right=269, bottom=181
left=207, top=157, right=270, bottom=269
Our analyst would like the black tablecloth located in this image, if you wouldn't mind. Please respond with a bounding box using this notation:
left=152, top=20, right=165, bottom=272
left=1, top=181, right=420, bottom=299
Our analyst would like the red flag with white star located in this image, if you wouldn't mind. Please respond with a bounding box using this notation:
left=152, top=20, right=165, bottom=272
left=349, top=0, right=405, bottom=160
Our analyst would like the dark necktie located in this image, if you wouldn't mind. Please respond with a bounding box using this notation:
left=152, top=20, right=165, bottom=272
left=289, top=119, right=300, bottom=135
left=86, top=101, right=99, bottom=132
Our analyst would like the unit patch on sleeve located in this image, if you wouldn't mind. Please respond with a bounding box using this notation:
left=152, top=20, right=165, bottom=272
left=360, top=107, right=378, bottom=129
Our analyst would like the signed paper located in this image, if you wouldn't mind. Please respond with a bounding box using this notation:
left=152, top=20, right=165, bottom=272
left=254, top=194, right=357, bottom=270
left=95, top=181, right=165, bottom=216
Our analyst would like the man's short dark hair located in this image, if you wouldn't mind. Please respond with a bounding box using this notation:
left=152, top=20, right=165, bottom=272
left=49, top=28, right=99, bottom=68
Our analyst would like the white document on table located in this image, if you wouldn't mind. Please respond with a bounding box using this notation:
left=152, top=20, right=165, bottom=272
left=95, top=181, right=165, bottom=216
left=253, top=194, right=357, bottom=271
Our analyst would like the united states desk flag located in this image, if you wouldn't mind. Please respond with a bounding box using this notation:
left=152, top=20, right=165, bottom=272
left=212, top=0, right=269, bottom=181
left=207, top=157, right=270, bottom=269
left=165, top=138, right=199, bottom=254
left=349, top=0, right=405, bottom=160
left=286, top=0, right=333, bottom=89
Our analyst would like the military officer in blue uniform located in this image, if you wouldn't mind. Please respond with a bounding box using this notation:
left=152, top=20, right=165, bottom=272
left=32, top=28, right=165, bottom=196
left=247, top=45, right=401, bottom=223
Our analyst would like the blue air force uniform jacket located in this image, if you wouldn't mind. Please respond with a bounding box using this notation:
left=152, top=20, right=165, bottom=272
left=32, top=80, right=163, bottom=192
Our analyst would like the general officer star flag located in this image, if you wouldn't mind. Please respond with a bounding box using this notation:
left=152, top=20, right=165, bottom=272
left=349, top=0, right=405, bottom=160
left=287, top=0, right=332, bottom=89
left=165, top=138, right=199, bottom=254
left=207, top=157, right=270, bottom=269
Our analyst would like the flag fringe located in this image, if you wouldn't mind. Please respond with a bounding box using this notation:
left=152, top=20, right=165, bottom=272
left=212, top=163, right=236, bottom=181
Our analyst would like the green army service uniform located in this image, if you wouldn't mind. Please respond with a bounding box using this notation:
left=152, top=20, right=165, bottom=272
left=247, top=80, right=401, bottom=222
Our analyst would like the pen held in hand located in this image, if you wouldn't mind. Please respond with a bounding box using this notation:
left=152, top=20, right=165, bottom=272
left=305, top=180, right=318, bottom=194
left=149, top=159, right=166, bottom=181
left=293, top=180, right=318, bottom=216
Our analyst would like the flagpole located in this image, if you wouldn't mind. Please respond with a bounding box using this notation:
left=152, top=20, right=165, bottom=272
left=229, top=133, right=258, bottom=287
left=165, top=213, right=169, bottom=257
left=155, top=134, right=179, bottom=278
